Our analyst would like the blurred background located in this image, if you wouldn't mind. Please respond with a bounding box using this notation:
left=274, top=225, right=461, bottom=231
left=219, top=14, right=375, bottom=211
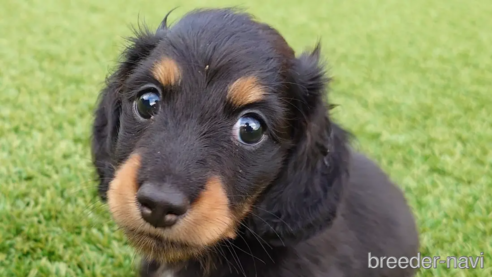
left=0, top=0, right=490, bottom=276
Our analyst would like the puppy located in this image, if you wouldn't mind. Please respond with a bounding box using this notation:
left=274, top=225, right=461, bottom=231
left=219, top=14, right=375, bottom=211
left=91, top=8, right=419, bottom=277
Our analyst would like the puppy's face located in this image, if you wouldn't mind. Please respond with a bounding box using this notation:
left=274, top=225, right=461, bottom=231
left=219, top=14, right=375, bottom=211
left=93, top=9, right=346, bottom=264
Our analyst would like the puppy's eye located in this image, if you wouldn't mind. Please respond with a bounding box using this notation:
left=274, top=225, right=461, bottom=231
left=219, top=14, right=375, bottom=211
left=134, top=89, right=160, bottom=119
left=233, top=114, right=266, bottom=145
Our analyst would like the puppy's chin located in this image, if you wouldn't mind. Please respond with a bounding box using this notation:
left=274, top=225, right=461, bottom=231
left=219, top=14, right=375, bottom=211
left=123, top=229, right=208, bottom=263
left=106, top=153, right=238, bottom=263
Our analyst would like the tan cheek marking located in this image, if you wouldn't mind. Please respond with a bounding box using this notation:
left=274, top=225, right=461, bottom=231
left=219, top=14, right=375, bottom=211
left=152, top=57, right=181, bottom=86
left=227, top=76, right=265, bottom=107
left=172, top=175, right=236, bottom=244
left=107, top=154, right=171, bottom=240
left=107, top=154, right=144, bottom=231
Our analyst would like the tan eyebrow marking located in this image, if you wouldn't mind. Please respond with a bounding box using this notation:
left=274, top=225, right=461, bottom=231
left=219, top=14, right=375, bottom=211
left=152, top=57, right=181, bottom=86
left=227, top=76, right=265, bottom=107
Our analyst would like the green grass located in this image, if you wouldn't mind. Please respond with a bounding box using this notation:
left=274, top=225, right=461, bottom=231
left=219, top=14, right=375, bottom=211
left=1, top=0, right=490, bottom=276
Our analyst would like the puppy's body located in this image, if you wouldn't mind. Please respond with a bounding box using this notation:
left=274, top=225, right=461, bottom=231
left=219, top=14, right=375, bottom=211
left=91, top=8, right=419, bottom=277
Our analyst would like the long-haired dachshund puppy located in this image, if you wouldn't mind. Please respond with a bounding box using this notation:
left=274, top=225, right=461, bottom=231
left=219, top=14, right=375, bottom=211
left=91, top=8, right=419, bottom=277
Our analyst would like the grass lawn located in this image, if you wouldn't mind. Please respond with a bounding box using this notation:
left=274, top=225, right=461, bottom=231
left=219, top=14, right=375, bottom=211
left=1, top=0, right=490, bottom=276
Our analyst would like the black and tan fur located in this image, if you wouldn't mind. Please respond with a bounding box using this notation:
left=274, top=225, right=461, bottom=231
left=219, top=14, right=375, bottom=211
left=91, top=8, right=419, bottom=277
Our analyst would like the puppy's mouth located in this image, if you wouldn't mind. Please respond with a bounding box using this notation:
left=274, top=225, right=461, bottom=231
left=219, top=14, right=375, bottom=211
left=106, top=153, right=238, bottom=263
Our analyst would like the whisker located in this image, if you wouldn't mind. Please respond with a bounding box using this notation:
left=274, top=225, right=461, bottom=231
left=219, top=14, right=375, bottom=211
left=237, top=221, right=274, bottom=263
left=250, top=204, right=295, bottom=233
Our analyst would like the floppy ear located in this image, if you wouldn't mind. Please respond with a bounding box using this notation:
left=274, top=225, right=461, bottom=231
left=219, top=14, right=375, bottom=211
left=247, top=46, right=350, bottom=246
left=91, top=26, right=163, bottom=201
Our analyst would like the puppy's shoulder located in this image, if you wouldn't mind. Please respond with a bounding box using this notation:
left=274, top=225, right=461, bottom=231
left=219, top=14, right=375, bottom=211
left=289, top=150, right=419, bottom=276
left=346, top=150, right=411, bottom=216
left=342, top=149, right=419, bottom=259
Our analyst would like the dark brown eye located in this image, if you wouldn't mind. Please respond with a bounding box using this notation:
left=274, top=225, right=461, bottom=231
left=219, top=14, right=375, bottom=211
left=134, top=90, right=160, bottom=119
left=233, top=113, right=266, bottom=145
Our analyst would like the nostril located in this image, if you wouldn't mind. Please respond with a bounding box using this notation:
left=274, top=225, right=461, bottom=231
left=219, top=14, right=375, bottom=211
left=163, top=213, right=179, bottom=226
left=139, top=203, right=153, bottom=217
left=168, top=200, right=189, bottom=217
left=136, top=192, right=156, bottom=214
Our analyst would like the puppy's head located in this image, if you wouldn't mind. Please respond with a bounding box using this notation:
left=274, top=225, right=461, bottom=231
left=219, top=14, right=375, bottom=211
left=92, top=8, right=349, bottom=263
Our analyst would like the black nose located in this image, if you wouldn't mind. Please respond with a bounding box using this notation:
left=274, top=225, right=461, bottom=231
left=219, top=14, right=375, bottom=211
left=136, top=183, right=189, bottom=228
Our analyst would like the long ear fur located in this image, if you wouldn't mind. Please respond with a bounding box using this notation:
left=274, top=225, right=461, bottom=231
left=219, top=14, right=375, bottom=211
left=91, top=25, right=164, bottom=200
left=247, top=45, right=350, bottom=246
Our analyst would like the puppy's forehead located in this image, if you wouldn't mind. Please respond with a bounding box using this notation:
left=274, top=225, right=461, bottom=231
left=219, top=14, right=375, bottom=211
left=145, top=9, right=292, bottom=105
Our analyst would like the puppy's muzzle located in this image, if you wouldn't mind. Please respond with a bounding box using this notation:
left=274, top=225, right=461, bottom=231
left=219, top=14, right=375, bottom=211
left=137, top=183, right=190, bottom=228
